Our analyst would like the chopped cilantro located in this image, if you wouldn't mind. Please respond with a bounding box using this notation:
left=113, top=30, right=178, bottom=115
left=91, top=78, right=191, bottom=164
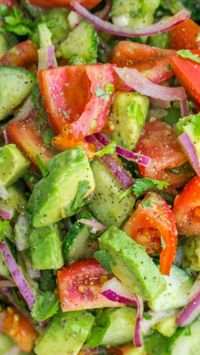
left=94, top=250, right=114, bottom=273
left=35, top=155, right=49, bottom=178
left=178, top=49, right=200, bottom=64
left=0, top=221, right=12, bottom=241
left=31, top=291, right=59, bottom=322
left=43, top=128, right=55, bottom=145
left=95, top=141, right=117, bottom=158
left=0, top=6, right=33, bottom=36
left=143, top=312, right=153, bottom=320
left=133, top=178, right=169, bottom=198
left=70, top=180, right=90, bottom=214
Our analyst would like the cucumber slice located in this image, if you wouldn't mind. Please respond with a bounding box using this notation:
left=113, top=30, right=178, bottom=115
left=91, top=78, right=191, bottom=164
left=63, top=221, right=90, bottom=263
left=0, top=67, right=35, bottom=120
left=170, top=317, right=200, bottom=355
left=148, top=265, right=193, bottom=311
left=60, top=20, right=99, bottom=64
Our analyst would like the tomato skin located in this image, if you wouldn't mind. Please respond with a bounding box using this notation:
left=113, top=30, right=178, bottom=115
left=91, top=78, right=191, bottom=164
left=57, top=259, right=120, bottom=311
left=124, top=192, right=178, bottom=275
left=110, top=41, right=175, bottom=84
left=0, top=41, right=38, bottom=68
left=135, top=119, right=189, bottom=189
left=39, top=64, right=116, bottom=137
left=6, top=116, right=53, bottom=166
left=28, top=0, right=102, bottom=9
left=173, top=176, right=200, bottom=236
left=2, top=307, right=37, bottom=352
left=171, top=51, right=200, bottom=106
left=169, top=19, right=200, bottom=50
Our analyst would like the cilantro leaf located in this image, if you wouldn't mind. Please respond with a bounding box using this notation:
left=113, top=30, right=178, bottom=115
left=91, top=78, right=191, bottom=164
left=95, top=141, right=117, bottom=158
left=31, top=291, right=59, bottom=322
left=70, top=180, right=90, bottom=214
left=94, top=250, right=114, bottom=273
left=2, top=6, right=33, bottom=36
left=43, top=128, right=54, bottom=145
left=143, top=312, right=153, bottom=320
left=178, top=50, right=200, bottom=64
left=35, top=155, right=49, bottom=178
left=0, top=221, right=12, bottom=242
left=133, top=178, right=169, bottom=198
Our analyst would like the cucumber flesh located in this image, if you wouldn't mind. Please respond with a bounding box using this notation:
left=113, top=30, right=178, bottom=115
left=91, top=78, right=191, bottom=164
left=0, top=67, right=35, bottom=120
left=170, top=317, right=200, bottom=355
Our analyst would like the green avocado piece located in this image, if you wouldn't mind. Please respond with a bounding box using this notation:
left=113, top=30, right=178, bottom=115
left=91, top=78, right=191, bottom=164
left=99, top=227, right=166, bottom=300
left=111, top=92, right=149, bottom=150
left=86, top=307, right=137, bottom=348
left=89, top=160, right=135, bottom=227
left=0, top=144, right=30, bottom=187
left=34, top=310, right=95, bottom=355
left=154, top=316, right=177, bottom=338
left=4, top=184, right=27, bottom=212
left=27, top=147, right=95, bottom=228
left=30, top=224, right=63, bottom=270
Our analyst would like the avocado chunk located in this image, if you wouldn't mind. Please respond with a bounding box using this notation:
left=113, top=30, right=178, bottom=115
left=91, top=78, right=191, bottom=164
left=86, top=307, right=137, bottom=348
left=59, top=20, right=99, bottom=64
left=89, top=160, right=135, bottom=227
left=27, top=147, right=95, bottom=228
left=0, top=184, right=27, bottom=216
left=30, top=224, right=63, bottom=270
left=0, top=144, right=30, bottom=187
left=154, top=316, right=177, bottom=338
left=111, top=92, right=149, bottom=150
left=99, top=227, right=166, bottom=300
left=34, top=310, right=94, bottom=355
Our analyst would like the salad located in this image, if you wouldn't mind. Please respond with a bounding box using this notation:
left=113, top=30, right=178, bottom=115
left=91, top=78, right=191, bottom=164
left=0, top=0, right=200, bottom=354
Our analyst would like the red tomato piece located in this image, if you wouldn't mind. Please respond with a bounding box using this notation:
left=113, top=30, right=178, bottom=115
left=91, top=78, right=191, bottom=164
left=135, top=119, right=189, bottom=189
left=124, top=192, right=178, bottom=275
left=2, top=307, right=38, bottom=352
left=57, top=259, right=121, bottom=311
left=169, top=19, right=200, bottom=50
left=171, top=51, right=200, bottom=106
left=110, top=41, right=175, bottom=84
left=0, top=41, right=38, bottom=68
left=28, top=0, right=102, bottom=9
left=39, top=64, right=116, bottom=137
left=6, top=116, right=54, bottom=166
left=173, top=176, right=200, bottom=236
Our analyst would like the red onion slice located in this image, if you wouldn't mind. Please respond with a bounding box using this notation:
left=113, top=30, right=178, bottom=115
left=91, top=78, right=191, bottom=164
left=86, top=135, right=133, bottom=189
left=0, top=242, right=36, bottom=310
left=178, top=132, right=200, bottom=176
left=140, top=309, right=178, bottom=335
left=72, top=2, right=190, bottom=37
left=0, top=206, right=14, bottom=220
left=95, top=1, right=111, bottom=20
left=38, top=45, right=57, bottom=71
left=12, top=97, right=35, bottom=122
left=78, top=218, right=106, bottom=234
left=114, top=67, right=187, bottom=112
left=101, top=277, right=137, bottom=306
left=177, top=275, right=200, bottom=326
left=133, top=295, right=144, bottom=348
left=180, top=99, right=189, bottom=117
left=95, top=133, right=150, bottom=166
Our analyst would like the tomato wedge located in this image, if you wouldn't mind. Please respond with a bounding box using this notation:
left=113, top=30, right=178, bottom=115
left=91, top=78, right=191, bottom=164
left=39, top=64, right=116, bottom=136
left=173, top=176, right=200, bottom=236
left=110, top=41, right=175, bottom=84
left=124, top=192, right=178, bottom=275
left=171, top=50, right=200, bottom=106
left=0, top=41, right=38, bottom=68
left=169, top=19, right=200, bottom=50
left=57, top=259, right=120, bottom=312
left=2, top=307, right=38, bottom=352
left=28, top=0, right=102, bottom=9
left=6, top=116, right=54, bottom=166
left=135, top=119, right=190, bottom=189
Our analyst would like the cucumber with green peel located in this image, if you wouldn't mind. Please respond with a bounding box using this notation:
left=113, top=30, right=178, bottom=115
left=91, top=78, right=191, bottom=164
left=99, top=227, right=166, bottom=301
left=0, top=67, right=35, bottom=120
left=86, top=307, right=137, bottom=348
left=111, top=92, right=149, bottom=150
left=148, top=265, right=193, bottom=311
left=59, top=20, right=99, bottom=64
left=89, top=160, right=135, bottom=227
